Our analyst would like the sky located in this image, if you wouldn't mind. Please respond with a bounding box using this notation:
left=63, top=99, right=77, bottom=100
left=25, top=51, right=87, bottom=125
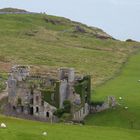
left=0, top=0, right=140, bottom=41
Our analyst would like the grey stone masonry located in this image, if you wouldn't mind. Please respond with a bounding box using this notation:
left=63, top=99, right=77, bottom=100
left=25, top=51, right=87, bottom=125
left=8, top=65, right=91, bottom=122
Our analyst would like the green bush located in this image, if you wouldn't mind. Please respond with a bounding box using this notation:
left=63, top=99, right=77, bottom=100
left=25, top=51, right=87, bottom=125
left=60, top=113, right=72, bottom=122
left=90, top=101, right=103, bottom=106
left=63, top=100, right=71, bottom=113
left=53, top=108, right=65, bottom=118
left=0, top=81, right=6, bottom=92
left=54, top=100, right=71, bottom=119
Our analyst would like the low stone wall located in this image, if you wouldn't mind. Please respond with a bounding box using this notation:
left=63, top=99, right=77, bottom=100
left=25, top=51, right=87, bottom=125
left=90, top=96, right=117, bottom=113
left=3, top=103, right=58, bottom=123
left=73, top=103, right=89, bottom=121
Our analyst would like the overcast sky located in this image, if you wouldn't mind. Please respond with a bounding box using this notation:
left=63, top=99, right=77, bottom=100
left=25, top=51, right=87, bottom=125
left=0, top=0, right=140, bottom=41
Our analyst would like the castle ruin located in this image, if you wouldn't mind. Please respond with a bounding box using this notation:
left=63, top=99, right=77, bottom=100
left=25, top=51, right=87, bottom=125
left=8, top=65, right=91, bottom=121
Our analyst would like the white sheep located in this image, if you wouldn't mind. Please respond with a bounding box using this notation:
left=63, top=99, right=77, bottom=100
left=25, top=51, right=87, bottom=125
left=0, top=123, right=6, bottom=128
left=42, top=131, right=47, bottom=136
left=119, top=97, right=122, bottom=100
left=124, top=106, right=128, bottom=110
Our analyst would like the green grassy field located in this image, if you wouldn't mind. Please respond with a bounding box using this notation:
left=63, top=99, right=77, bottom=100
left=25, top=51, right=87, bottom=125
left=0, top=115, right=140, bottom=140
left=86, top=51, right=140, bottom=129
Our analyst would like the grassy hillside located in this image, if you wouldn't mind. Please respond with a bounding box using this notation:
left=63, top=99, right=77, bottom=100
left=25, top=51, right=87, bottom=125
left=0, top=11, right=140, bottom=137
left=0, top=115, right=140, bottom=140
left=0, top=8, right=27, bottom=12
left=86, top=51, right=140, bottom=129
left=0, top=13, right=140, bottom=88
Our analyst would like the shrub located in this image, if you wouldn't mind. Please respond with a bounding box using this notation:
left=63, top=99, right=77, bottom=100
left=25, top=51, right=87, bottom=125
left=53, top=108, right=65, bottom=118
left=0, top=81, right=6, bottom=92
left=63, top=100, right=71, bottom=113
left=60, top=113, right=72, bottom=122
left=90, top=101, right=103, bottom=106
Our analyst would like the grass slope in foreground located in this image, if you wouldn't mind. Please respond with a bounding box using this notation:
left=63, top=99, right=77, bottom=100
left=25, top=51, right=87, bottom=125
left=0, top=115, right=140, bottom=140
left=86, top=51, right=140, bottom=129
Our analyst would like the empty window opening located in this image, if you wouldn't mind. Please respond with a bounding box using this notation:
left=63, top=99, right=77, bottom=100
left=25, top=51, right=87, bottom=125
left=41, top=100, right=44, bottom=106
left=36, top=107, right=39, bottom=113
left=30, top=107, right=34, bottom=115
left=46, top=112, right=49, bottom=117
left=13, top=106, right=16, bottom=110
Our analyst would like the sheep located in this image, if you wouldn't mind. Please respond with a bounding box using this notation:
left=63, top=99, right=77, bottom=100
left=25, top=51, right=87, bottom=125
left=119, top=97, right=122, bottom=100
left=124, top=106, right=128, bottom=110
left=0, top=123, right=6, bottom=128
left=42, top=131, right=47, bottom=136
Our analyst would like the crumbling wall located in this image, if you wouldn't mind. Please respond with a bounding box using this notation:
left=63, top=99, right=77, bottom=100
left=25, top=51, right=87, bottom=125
left=59, top=80, right=68, bottom=108
left=73, top=103, right=89, bottom=121
left=90, top=96, right=117, bottom=113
